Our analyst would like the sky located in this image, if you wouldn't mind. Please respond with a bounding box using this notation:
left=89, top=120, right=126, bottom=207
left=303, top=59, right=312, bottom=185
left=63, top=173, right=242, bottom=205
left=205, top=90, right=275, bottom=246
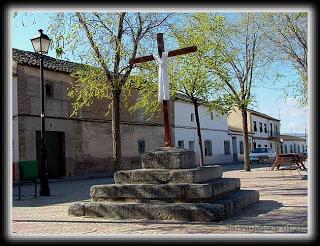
left=10, top=11, right=309, bottom=134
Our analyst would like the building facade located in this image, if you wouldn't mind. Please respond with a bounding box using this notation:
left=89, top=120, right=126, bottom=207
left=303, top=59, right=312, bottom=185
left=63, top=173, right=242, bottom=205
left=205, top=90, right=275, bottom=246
left=250, top=110, right=281, bottom=153
left=173, top=99, right=234, bottom=165
left=12, top=48, right=285, bottom=179
left=228, top=128, right=254, bottom=162
left=280, top=135, right=307, bottom=154
left=12, top=48, right=165, bottom=179
left=227, top=108, right=281, bottom=160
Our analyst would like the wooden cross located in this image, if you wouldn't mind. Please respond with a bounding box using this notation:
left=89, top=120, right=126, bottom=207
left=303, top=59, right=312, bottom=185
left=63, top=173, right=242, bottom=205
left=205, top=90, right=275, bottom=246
left=129, top=33, right=197, bottom=147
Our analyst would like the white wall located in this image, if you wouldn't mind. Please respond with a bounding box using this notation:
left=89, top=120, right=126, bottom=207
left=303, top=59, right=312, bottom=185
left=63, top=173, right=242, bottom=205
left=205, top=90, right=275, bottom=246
left=251, top=114, right=280, bottom=153
left=282, top=140, right=306, bottom=154
left=251, top=114, right=280, bottom=138
left=229, top=133, right=254, bottom=161
left=174, top=101, right=233, bottom=165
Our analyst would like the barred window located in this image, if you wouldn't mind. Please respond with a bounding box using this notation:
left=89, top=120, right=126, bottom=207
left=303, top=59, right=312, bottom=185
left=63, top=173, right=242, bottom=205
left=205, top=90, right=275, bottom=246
left=204, top=140, right=212, bottom=156
left=264, top=124, right=267, bottom=133
left=178, top=140, right=184, bottom=148
left=224, top=141, right=231, bottom=155
left=189, top=141, right=195, bottom=151
left=210, top=111, right=214, bottom=120
left=253, top=121, right=257, bottom=132
left=45, top=84, right=54, bottom=97
left=239, top=141, right=244, bottom=154
left=138, top=140, right=145, bottom=154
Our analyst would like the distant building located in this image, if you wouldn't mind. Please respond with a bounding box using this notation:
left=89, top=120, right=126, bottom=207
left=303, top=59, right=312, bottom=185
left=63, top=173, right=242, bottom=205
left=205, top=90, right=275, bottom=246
left=227, top=108, right=281, bottom=160
left=280, top=135, right=307, bottom=154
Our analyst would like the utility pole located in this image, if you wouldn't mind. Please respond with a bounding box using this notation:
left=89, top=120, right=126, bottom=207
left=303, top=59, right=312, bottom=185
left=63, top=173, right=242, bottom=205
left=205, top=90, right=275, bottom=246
left=304, top=127, right=307, bottom=151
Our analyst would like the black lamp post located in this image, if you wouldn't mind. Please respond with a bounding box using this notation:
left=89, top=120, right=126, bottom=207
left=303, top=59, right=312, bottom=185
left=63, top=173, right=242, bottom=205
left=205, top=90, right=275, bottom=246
left=31, top=29, right=51, bottom=196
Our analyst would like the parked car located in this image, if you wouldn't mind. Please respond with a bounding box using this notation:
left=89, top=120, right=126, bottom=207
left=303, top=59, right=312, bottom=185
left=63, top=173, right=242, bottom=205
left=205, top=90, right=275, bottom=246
left=249, top=147, right=276, bottom=164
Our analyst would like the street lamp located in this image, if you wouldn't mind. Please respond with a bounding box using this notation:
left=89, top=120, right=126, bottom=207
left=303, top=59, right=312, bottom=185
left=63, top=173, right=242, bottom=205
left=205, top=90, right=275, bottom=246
left=31, top=29, right=51, bottom=196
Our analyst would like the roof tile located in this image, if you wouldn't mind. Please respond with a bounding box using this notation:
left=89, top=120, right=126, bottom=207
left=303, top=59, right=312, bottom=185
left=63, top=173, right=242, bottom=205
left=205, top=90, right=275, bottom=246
left=13, top=48, right=80, bottom=73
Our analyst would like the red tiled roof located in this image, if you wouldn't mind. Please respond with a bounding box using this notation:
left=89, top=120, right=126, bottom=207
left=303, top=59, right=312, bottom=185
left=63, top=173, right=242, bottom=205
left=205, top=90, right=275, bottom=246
left=12, top=48, right=81, bottom=73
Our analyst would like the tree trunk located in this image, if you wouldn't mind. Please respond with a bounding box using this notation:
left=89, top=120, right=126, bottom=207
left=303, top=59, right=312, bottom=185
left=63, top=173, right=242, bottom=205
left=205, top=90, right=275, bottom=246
left=112, top=88, right=121, bottom=172
left=241, top=109, right=251, bottom=171
left=193, top=100, right=204, bottom=167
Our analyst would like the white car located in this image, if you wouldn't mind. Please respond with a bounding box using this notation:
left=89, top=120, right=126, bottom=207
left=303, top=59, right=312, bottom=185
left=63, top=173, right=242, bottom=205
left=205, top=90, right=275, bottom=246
left=249, top=147, right=276, bottom=163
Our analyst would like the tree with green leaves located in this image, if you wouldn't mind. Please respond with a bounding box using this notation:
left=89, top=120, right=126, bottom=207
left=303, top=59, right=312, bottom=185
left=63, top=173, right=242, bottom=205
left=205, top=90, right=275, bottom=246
left=192, top=13, right=272, bottom=171
left=48, top=12, right=173, bottom=171
left=169, top=14, right=229, bottom=166
left=258, top=12, right=308, bottom=107
left=128, top=13, right=230, bottom=167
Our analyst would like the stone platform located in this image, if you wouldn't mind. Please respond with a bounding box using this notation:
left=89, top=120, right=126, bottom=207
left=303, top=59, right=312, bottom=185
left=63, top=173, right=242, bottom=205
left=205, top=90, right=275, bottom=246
left=69, top=147, right=259, bottom=222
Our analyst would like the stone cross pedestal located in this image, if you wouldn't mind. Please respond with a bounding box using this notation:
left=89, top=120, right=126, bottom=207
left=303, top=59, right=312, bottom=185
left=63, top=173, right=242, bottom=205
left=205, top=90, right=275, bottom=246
left=69, top=147, right=259, bottom=222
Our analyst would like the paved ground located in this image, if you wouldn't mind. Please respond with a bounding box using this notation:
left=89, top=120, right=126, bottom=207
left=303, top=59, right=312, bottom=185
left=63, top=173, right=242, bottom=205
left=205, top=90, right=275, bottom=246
left=9, top=162, right=309, bottom=240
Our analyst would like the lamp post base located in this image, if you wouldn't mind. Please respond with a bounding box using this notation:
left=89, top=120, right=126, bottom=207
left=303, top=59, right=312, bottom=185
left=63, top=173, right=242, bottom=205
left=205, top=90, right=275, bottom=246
left=40, top=189, right=50, bottom=196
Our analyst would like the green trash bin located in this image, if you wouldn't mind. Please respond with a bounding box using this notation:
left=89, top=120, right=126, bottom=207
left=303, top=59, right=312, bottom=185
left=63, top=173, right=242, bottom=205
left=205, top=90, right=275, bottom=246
left=19, top=160, right=38, bottom=181
left=17, top=160, right=38, bottom=200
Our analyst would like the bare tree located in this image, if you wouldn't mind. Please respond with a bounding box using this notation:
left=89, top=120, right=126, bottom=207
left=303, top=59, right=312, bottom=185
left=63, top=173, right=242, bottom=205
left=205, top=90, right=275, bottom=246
left=49, top=12, right=173, bottom=171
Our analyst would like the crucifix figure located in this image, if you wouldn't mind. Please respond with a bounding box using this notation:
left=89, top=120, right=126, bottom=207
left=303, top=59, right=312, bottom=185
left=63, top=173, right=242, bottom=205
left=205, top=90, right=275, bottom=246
left=129, top=33, right=197, bottom=147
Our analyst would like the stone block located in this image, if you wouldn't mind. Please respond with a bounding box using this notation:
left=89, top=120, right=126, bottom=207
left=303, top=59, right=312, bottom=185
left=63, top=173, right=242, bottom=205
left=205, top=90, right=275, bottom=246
left=214, top=189, right=260, bottom=217
left=141, top=147, right=196, bottom=169
left=68, top=189, right=259, bottom=222
left=90, top=178, right=240, bottom=202
left=114, top=165, right=223, bottom=184
left=68, top=201, right=226, bottom=222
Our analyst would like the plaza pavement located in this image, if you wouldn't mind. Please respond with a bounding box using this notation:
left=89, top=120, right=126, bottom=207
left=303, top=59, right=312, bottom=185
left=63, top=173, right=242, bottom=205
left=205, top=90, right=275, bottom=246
left=9, top=162, right=309, bottom=240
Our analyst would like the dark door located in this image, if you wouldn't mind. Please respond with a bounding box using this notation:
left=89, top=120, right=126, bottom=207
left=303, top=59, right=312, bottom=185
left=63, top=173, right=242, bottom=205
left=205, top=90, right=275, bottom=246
left=232, top=137, right=238, bottom=162
left=36, top=131, right=65, bottom=178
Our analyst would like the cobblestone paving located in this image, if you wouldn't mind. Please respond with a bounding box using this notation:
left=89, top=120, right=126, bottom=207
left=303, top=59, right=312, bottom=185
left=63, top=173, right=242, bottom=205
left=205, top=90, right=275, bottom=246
left=9, top=163, right=309, bottom=239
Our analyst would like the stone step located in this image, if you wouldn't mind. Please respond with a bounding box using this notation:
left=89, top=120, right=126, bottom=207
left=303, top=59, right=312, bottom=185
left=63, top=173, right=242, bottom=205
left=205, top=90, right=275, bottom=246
left=90, top=178, right=240, bottom=202
left=141, top=147, right=196, bottom=169
left=114, top=165, right=223, bottom=184
left=68, top=189, right=259, bottom=222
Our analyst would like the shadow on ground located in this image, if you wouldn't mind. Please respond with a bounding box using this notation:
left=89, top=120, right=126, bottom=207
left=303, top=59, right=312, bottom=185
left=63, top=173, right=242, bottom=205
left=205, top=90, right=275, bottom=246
left=12, top=177, right=114, bottom=207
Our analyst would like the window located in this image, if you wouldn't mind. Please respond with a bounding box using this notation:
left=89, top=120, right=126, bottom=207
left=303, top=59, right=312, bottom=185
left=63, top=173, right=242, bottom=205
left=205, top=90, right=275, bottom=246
left=138, top=140, right=145, bottom=154
left=191, top=113, right=194, bottom=122
left=188, top=141, right=195, bottom=151
left=224, top=141, right=231, bottom=155
left=297, top=145, right=300, bottom=153
left=275, top=125, right=278, bottom=135
left=178, top=140, right=184, bottom=148
left=204, top=140, right=212, bottom=156
left=210, top=111, right=214, bottom=120
left=136, top=108, right=144, bottom=121
left=258, top=144, right=261, bottom=148
left=259, top=123, right=263, bottom=132
left=270, top=143, right=273, bottom=150
left=253, top=121, right=257, bottom=132
left=284, top=144, right=288, bottom=153
left=264, top=145, right=268, bottom=147
left=45, top=84, right=54, bottom=97
left=293, top=143, right=297, bottom=153
left=264, top=124, right=267, bottom=133
left=290, top=144, right=293, bottom=153
left=270, top=123, right=273, bottom=137
left=302, top=145, right=305, bottom=152
left=239, top=141, right=244, bottom=154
